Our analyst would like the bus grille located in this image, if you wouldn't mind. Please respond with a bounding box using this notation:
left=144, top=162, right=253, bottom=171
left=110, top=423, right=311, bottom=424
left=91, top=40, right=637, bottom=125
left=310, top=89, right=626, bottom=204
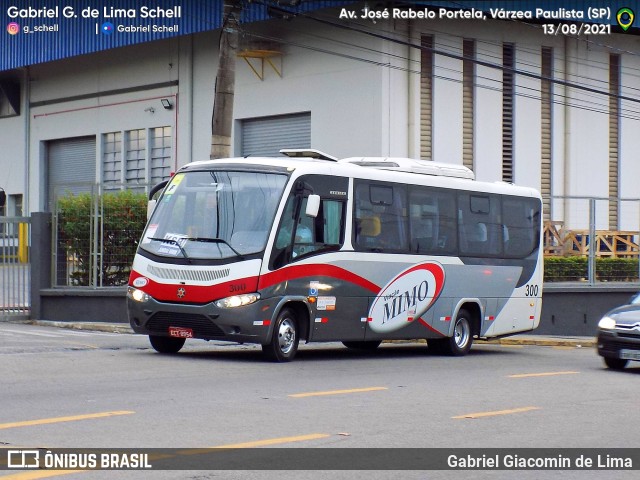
left=147, top=265, right=230, bottom=282
left=147, top=312, right=225, bottom=338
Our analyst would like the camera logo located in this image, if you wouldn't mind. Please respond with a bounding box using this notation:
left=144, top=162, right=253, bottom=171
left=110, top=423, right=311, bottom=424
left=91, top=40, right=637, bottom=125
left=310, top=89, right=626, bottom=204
left=7, top=22, right=20, bottom=35
left=7, top=450, right=40, bottom=468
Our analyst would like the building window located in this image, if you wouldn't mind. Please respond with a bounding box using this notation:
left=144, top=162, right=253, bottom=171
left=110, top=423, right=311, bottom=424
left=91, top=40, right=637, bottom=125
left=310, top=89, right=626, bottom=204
left=125, top=129, right=147, bottom=184
left=609, top=54, right=620, bottom=230
left=10, top=194, right=22, bottom=217
left=462, top=39, right=475, bottom=171
left=103, top=132, right=122, bottom=188
left=103, top=127, right=172, bottom=190
left=150, top=126, right=173, bottom=185
left=502, top=43, right=515, bottom=183
left=420, top=35, right=434, bottom=160
left=541, top=47, right=553, bottom=221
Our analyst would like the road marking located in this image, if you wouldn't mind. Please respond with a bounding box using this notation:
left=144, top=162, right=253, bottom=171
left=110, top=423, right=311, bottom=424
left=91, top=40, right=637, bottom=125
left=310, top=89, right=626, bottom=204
left=0, top=471, right=78, bottom=480
left=178, top=433, right=332, bottom=455
left=289, top=387, right=388, bottom=398
left=452, top=406, right=540, bottom=419
left=0, top=411, right=135, bottom=430
left=509, top=371, right=580, bottom=378
left=0, top=329, right=61, bottom=338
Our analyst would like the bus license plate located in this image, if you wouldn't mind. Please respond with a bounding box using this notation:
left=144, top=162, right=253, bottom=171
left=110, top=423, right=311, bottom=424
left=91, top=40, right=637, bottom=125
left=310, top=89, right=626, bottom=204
left=620, top=349, right=640, bottom=361
left=169, top=327, right=193, bottom=338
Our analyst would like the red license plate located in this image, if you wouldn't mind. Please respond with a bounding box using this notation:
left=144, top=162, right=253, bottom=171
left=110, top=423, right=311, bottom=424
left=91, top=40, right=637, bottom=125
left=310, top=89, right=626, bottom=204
left=169, top=326, right=193, bottom=338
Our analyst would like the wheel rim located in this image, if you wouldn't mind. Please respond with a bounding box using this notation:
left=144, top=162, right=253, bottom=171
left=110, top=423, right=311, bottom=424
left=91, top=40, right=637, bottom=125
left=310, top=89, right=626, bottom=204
left=278, top=318, right=296, bottom=354
left=454, top=318, right=470, bottom=349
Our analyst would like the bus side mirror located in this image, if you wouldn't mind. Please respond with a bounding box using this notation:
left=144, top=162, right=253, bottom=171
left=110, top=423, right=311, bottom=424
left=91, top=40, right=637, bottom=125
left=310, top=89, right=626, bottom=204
left=0, top=188, right=5, bottom=208
left=147, top=199, right=157, bottom=220
left=305, top=194, right=320, bottom=218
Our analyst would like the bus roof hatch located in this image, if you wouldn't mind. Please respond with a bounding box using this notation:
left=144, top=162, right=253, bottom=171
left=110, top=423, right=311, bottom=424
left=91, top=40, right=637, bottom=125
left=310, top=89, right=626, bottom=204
left=339, top=157, right=475, bottom=180
left=279, top=149, right=338, bottom=162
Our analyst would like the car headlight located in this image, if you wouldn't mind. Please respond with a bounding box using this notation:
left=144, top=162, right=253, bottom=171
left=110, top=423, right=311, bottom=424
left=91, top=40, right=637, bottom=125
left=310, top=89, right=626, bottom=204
left=215, top=293, right=260, bottom=308
left=597, top=316, right=616, bottom=330
left=127, top=286, right=149, bottom=303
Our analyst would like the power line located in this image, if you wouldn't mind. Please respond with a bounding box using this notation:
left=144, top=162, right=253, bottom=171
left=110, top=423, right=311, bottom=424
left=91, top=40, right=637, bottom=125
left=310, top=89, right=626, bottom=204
left=244, top=29, right=640, bottom=121
left=262, top=2, right=640, bottom=105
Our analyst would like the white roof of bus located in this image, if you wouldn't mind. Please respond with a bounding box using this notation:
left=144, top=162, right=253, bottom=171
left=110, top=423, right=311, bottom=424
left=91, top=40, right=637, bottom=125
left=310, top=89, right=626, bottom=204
left=182, top=156, right=541, bottom=199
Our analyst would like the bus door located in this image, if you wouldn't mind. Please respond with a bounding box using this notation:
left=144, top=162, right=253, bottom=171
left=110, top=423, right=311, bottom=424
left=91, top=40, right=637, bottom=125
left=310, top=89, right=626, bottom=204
left=269, top=175, right=366, bottom=342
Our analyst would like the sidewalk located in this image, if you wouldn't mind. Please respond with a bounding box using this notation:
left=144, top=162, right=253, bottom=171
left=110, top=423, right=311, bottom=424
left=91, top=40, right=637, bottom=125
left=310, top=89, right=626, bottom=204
left=21, top=320, right=598, bottom=348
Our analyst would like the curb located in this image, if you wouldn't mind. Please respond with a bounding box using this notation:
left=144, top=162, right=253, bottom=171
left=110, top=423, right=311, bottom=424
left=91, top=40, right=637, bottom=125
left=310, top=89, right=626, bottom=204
left=477, top=337, right=597, bottom=348
left=17, top=320, right=597, bottom=348
left=24, top=320, right=134, bottom=335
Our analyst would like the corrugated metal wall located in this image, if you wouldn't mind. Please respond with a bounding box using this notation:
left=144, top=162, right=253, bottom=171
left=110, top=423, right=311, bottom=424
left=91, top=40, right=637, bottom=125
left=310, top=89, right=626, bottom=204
left=0, top=0, right=356, bottom=72
left=241, top=112, right=311, bottom=157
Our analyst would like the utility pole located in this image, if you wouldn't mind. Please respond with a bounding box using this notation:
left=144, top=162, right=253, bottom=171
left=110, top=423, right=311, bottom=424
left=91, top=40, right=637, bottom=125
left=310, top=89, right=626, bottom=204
left=211, top=0, right=242, bottom=159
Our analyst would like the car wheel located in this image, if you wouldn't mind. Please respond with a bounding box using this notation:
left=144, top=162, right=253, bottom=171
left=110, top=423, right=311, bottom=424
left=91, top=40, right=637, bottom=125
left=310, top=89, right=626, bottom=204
left=262, top=308, right=299, bottom=362
left=149, top=335, right=185, bottom=354
left=604, top=357, right=628, bottom=370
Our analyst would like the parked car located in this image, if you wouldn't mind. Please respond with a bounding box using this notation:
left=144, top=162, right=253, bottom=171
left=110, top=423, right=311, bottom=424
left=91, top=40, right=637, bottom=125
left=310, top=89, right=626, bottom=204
left=597, top=292, right=640, bottom=369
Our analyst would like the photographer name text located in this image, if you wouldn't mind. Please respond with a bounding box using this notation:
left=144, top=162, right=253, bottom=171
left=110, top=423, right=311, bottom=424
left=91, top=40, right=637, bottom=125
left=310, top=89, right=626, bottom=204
left=7, top=5, right=181, bottom=19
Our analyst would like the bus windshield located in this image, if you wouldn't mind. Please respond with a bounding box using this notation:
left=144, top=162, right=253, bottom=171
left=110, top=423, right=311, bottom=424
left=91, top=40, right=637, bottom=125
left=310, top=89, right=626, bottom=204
left=139, top=170, right=288, bottom=260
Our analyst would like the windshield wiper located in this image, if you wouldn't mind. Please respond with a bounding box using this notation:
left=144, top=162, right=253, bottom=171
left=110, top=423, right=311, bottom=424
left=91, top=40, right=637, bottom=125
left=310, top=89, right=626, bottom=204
left=148, top=237, right=190, bottom=261
left=187, top=237, right=245, bottom=258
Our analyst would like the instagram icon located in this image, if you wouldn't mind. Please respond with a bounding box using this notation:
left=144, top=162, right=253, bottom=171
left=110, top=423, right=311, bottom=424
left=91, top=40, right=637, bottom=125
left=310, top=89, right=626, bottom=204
left=7, top=22, right=20, bottom=35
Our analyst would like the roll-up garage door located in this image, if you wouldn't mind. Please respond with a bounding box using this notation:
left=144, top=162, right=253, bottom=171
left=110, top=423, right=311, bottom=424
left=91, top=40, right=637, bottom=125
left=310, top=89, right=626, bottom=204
left=241, top=112, right=311, bottom=157
left=47, top=136, right=96, bottom=211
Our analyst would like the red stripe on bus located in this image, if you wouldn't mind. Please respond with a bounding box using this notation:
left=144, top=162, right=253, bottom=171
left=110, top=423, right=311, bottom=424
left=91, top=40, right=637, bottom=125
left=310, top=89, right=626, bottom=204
left=258, top=264, right=380, bottom=293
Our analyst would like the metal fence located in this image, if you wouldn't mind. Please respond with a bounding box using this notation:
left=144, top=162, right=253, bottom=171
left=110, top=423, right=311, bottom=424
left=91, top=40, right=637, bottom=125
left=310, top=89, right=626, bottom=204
left=50, top=188, right=640, bottom=287
left=53, top=184, right=149, bottom=287
left=0, top=217, right=30, bottom=319
left=544, top=196, right=640, bottom=284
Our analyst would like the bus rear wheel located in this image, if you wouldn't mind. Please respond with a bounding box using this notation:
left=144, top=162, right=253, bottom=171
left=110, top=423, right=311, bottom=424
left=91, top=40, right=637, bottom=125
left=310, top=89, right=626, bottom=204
left=149, top=335, right=185, bottom=354
left=438, top=309, right=473, bottom=356
left=262, top=308, right=299, bottom=362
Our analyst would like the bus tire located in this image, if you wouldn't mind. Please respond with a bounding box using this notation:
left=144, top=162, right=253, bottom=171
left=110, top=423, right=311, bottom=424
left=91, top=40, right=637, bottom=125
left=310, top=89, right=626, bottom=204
left=342, top=341, right=381, bottom=351
left=441, top=309, right=473, bottom=356
left=263, top=308, right=299, bottom=362
left=149, top=335, right=185, bottom=354
left=604, top=357, right=628, bottom=370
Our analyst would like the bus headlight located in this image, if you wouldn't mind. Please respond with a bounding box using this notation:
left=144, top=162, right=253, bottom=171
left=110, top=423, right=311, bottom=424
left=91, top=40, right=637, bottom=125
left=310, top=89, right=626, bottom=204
left=127, top=286, right=149, bottom=303
left=215, top=293, right=260, bottom=308
left=597, top=316, right=616, bottom=330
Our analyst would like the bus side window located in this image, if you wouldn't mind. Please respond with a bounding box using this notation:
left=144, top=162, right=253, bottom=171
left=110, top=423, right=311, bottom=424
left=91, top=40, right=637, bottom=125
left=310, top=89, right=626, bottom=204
left=272, top=195, right=346, bottom=268
left=503, top=197, right=537, bottom=257
left=408, top=187, right=457, bottom=255
left=354, top=181, right=408, bottom=252
left=458, top=193, right=502, bottom=257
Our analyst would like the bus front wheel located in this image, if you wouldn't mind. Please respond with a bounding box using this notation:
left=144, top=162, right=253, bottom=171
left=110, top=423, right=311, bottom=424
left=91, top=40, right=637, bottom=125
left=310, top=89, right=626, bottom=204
left=263, top=308, right=299, bottom=362
left=149, top=335, right=185, bottom=354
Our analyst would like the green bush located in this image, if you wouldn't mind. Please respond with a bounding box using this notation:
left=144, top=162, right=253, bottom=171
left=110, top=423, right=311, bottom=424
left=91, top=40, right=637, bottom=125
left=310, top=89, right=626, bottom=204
left=57, top=190, right=148, bottom=286
left=544, top=256, right=639, bottom=282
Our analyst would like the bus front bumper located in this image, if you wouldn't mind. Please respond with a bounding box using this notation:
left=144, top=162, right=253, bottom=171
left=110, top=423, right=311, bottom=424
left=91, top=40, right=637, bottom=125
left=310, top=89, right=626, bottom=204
left=127, top=295, right=275, bottom=345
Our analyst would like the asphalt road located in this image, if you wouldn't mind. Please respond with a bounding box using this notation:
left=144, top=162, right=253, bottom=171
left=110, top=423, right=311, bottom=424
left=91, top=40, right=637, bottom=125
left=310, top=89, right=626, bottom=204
left=0, top=322, right=638, bottom=480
